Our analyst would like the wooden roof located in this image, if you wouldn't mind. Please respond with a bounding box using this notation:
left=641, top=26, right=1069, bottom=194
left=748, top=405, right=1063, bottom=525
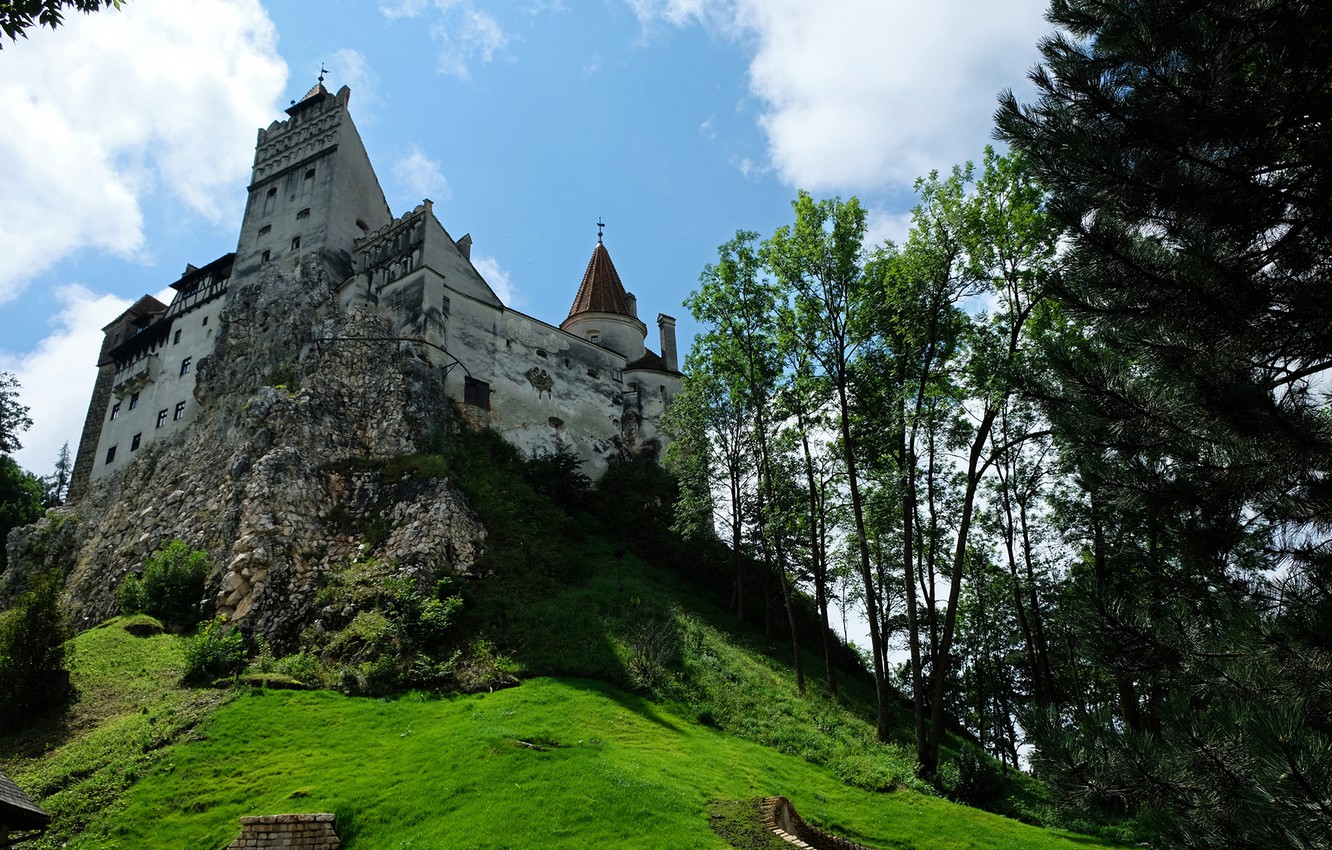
left=0, top=769, right=49, bottom=832
left=567, top=242, right=632, bottom=318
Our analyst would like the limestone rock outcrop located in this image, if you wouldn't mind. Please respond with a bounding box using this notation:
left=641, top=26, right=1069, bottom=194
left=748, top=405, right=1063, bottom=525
left=2, top=257, right=484, bottom=649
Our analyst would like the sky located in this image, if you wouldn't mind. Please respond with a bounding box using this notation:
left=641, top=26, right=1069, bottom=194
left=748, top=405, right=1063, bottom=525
left=0, top=0, right=1053, bottom=477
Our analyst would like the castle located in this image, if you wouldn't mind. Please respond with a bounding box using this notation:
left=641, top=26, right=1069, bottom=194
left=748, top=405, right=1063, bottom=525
left=67, top=81, right=681, bottom=500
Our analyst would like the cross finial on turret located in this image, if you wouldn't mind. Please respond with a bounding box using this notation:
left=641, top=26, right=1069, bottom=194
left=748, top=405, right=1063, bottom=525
left=597, top=217, right=605, bottom=243
left=318, top=63, right=328, bottom=85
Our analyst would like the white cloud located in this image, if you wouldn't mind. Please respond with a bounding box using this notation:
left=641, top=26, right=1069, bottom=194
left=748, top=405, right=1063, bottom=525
left=326, top=49, right=381, bottom=112
left=379, top=0, right=508, bottom=79
left=627, top=0, right=1050, bottom=191
left=470, top=255, right=522, bottom=307
left=0, top=286, right=132, bottom=475
left=392, top=145, right=451, bottom=208
left=0, top=0, right=287, bottom=305
left=865, top=207, right=912, bottom=250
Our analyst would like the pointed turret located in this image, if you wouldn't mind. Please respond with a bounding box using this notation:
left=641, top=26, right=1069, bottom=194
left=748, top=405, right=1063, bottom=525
left=560, top=237, right=647, bottom=361
left=567, top=241, right=632, bottom=318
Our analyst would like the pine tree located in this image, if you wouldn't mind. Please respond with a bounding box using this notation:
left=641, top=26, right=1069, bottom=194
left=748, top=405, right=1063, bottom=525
left=997, top=1, right=1332, bottom=846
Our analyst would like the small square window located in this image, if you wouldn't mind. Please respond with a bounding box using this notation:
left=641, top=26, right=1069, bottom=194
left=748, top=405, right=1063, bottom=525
left=105, top=446, right=117, bottom=464
left=173, top=329, right=181, bottom=345
left=291, top=236, right=301, bottom=251
left=156, top=409, right=168, bottom=428
left=131, top=433, right=142, bottom=451
left=129, top=392, right=140, bottom=410
left=261, top=250, right=271, bottom=263
left=612, top=370, right=623, bottom=383
left=174, top=401, right=186, bottom=420
left=464, top=377, right=491, bottom=410
left=110, top=402, right=121, bottom=420
left=180, top=357, right=192, bottom=376
left=202, top=316, right=208, bottom=327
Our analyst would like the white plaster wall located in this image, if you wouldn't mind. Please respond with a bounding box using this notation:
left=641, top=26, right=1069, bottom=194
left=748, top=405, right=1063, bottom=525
left=90, top=296, right=226, bottom=482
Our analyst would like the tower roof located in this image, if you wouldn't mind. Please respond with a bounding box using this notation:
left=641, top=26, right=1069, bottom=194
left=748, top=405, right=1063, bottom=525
left=567, top=242, right=632, bottom=318
left=285, top=81, right=332, bottom=117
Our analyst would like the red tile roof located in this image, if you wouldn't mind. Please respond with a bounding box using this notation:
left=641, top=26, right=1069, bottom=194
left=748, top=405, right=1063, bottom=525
left=567, top=242, right=632, bottom=318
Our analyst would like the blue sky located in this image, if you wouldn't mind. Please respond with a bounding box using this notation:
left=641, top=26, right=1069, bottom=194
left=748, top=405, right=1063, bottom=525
left=0, top=0, right=1051, bottom=476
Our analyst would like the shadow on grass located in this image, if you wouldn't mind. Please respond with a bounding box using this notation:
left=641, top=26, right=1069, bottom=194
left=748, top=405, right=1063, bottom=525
left=557, top=677, right=682, bottom=734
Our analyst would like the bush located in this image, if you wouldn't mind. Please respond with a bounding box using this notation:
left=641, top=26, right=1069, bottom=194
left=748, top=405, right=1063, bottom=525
left=0, top=569, right=70, bottom=728
left=935, top=748, right=1004, bottom=808
left=182, top=616, right=253, bottom=685
left=119, top=540, right=209, bottom=630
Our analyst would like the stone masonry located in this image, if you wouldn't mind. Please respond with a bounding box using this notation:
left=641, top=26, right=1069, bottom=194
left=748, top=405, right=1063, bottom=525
left=227, top=813, right=340, bottom=850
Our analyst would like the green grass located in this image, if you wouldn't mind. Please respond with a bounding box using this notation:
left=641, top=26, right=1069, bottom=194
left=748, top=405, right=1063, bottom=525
left=72, top=678, right=1125, bottom=850
left=0, top=620, right=229, bottom=848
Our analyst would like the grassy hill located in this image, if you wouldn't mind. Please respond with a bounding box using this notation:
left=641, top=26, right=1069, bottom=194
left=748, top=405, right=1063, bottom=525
left=1, top=434, right=1135, bottom=848
left=2, top=624, right=1125, bottom=849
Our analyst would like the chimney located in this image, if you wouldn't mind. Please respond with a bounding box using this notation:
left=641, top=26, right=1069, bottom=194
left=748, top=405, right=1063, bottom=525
left=625, top=291, right=638, bottom=318
left=457, top=233, right=472, bottom=261
left=657, top=314, right=678, bottom=373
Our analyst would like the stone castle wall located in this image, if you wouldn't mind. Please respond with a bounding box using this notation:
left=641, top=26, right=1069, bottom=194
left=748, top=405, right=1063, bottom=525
left=227, top=813, right=340, bottom=850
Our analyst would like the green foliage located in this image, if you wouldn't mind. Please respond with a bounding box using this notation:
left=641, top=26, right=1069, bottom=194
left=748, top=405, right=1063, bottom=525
left=996, top=1, right=1332, bottom=847
left=0, top=569, right=70, bottom=729
left=0, top=0, right=125, bottom=47
left=118, top=540, right=209, bottom=630
left=0, top=454, right=43, bottom=570
left=181, top=616, right=252, bottom=685
left=0, top=371, right=33, bottom=455
left=934, top=748, right=1004, bottom=809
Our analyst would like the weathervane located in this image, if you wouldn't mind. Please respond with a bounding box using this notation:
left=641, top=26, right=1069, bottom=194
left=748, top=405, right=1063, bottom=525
left=597, top=217, right=605, bottom=244
left=318, top=63, right=328, bottom=85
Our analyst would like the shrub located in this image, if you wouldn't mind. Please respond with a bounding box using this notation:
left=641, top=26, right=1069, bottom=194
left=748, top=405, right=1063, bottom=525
left=182, top=616, right=253, bottom=685
left=0, top=569, right=70, bottom=728
left=935, top=748, right=1004, bottom=808
left=119, top=540, right=209, bottom=630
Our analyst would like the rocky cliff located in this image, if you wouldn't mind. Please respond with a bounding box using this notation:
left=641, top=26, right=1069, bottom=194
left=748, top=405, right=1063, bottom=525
left=2, top=256, right=485, bottom=649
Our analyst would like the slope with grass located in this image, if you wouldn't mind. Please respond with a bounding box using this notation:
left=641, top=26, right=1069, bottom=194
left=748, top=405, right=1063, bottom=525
left=2, top=435, right=1138, bottom=847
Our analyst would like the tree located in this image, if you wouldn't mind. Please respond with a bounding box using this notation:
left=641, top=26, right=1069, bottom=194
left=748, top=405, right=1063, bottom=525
left=40, top=441, right=72, bottom=508
left=0, top=569, right=70, bottom=728
left=0, top=372, right=32, bottom=456
left=998, top=1, right=1332, bottom=846
left=0, top=457, right=42, bottom=572
left=0, top=0, right=124, bottom=47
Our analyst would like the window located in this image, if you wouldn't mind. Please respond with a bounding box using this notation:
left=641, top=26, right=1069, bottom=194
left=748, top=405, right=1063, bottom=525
left=129, top=391, right=140, bottom=410
left=464, top=377, right=491, bottom=410
left=173, top=329, right=181, bottom=345
left=202, top=316, right=208, bottom=327
left=263, top=187, right=277, bottom=215
left=105, top=446, right=116, bottom=464
left=156, top=409, right=168, bottom=428
left=442, top=295, right=450, bottom=315
left=536, top=349, right=548, bottom=358
left=588, top=332, right=601, bottom=344
left=297, top=207, right=310, bottom=220
left=258, top=224, right=271, bottom=236
left=305, top=167, right=316, bottom=180
left=612, top=369, right=623, bottom=383
left=131, top=433, right=142, bottom=451
left=110, top=402, right=121, bottom=420
left=180, top=357, right=192, bottom=376
left=261, top=250, right=271, bottom=263
left=174, top=401, right=186, bottom=420
left=291, top=236, right=301, bottom=251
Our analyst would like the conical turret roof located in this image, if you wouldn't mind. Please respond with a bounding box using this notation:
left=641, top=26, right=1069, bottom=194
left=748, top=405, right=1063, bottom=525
left=567, top=242, right=632, bottom=318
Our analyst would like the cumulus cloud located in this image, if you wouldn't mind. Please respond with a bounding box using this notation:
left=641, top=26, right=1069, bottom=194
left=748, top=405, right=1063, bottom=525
left=379, top=0, right=508, bottom=79
left=0, top=287, right=132, bottom=475
left=0, top=0, right=287, bottom=305
left=627, top=0, right=1050, bottom=191
left=865, top=207, right=913, bottom=250
left=471, top=255, right=523, bottom=307
left=326, top=49, right=381, bottom=113
left=392, top=145, right=452, bottom=209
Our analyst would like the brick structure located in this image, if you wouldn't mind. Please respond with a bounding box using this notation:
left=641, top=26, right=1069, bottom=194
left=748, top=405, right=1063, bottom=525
left=227, top=813, right=340, bottom=849
left=759, top=796, right=879, bottom=850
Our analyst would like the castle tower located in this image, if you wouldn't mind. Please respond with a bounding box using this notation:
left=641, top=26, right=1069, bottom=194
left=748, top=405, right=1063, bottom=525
left=234, top=81, right=393, bottom=282
left=560, top=239, right=647, bottom=362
